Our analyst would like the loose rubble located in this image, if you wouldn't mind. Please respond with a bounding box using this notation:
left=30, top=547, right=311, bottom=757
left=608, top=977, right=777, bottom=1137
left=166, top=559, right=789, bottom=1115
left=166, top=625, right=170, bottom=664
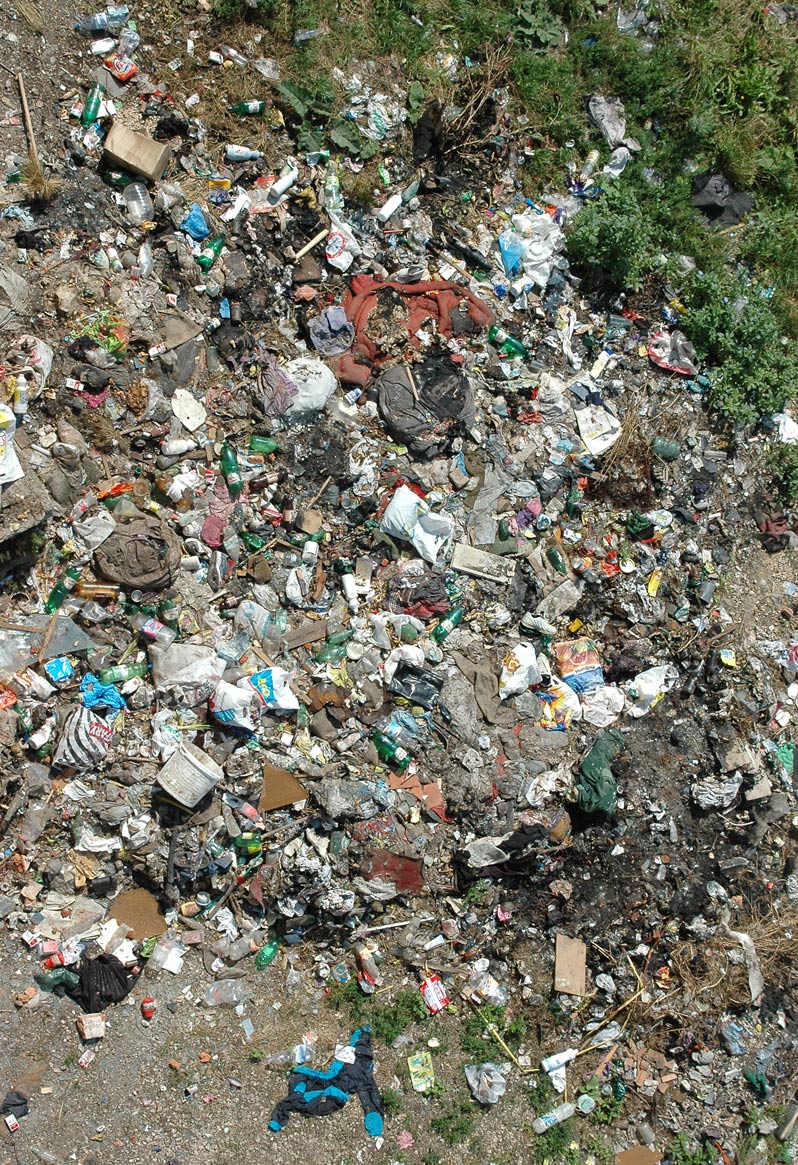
left=0, top=3, right=797, bottom=1163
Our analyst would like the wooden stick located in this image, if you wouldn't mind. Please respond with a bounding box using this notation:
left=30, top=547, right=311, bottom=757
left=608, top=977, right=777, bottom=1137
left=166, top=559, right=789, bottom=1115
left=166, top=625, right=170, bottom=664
left=306, top=474, right=332, bottom=509
left=294, top=227, right=329, bottom=262
left=17, top=73, right=40, bottom=167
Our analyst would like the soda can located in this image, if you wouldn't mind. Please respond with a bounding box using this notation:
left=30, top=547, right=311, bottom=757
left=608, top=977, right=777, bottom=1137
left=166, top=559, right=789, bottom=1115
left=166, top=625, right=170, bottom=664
left=141, top=996, right=157, bottom=1020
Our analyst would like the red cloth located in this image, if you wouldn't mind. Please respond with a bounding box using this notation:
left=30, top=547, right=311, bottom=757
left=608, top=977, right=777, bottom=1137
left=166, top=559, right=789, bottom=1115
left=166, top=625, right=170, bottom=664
left=331, top=276, right=494, bottom=385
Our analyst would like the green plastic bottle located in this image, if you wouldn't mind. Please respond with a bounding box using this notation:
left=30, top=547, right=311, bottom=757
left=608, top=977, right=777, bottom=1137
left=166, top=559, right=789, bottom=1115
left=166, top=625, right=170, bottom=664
left=255, top=938, right=281, bottom=969
left=196, top=234, right=225, bottom=272
left=249, top=435, right=281, bottom=454
left=488, top=323, right=530, bottom=360
left=44, top=565, right=82, bottom=614
left=98, top=660, right=148, bottom=685
left=81, top=82, right=105, bottom=126
left=372, top=730, right=411, bottom=771
left=220, top=439, right=243, bottom=497
left=228, top=99, right=266, bottom=115
left=431, top=605, right=465, bottom=643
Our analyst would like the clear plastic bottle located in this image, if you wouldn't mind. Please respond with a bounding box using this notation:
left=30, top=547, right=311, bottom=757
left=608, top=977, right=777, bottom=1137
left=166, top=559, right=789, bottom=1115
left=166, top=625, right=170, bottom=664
left=131, top=612, right=177, bottom=649
left=202, top=978, right=249, bottom=1007
left=123, top=181, right=154, bottom=225
left=263, top=1043, right=317, bottom=1070
left=75, top=5, right=128, bottom=31
left=532, top=1102, right=575, bottom=1134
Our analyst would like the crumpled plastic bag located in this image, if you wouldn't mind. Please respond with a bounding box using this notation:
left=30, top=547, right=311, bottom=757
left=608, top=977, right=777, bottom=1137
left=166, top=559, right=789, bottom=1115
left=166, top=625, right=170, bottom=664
left=588, top=95, right=640, bottom=151
left=465, top=1063, right=507, bottom=1106
left=624, top=663, right=679, bottom=717
left=326, top=211, right=362, bottom=273
left=506, top=212, right=564, bottom=289
left=376, top=364, right=474, bottom=459
left=6, top=334, right=54, bottom=399
left=150, top=644, right=225, bottom=708
left=209, top=680, right=257, bottom=734
left=580, top=684, right=625, bottom=727
left=283, top=356, right=338, bottom=416
left=52, top=706, right=113, bottom=771
left=773, top=413, right=798, bottom=444
left=379, top=485, right=454, bottom=564
left=648, top=329, right=698, bottom=376
left=499, top=644, right=542, bottom=699
left=180, top=202, right=210, bottom=240
left=80, top=673, right=126, bottom=721
left=535, top=676, right=583, bottom=729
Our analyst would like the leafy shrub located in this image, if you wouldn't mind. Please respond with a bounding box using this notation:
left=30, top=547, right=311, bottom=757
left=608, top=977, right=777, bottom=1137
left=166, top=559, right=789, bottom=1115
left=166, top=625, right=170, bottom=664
left=566, top=184, right=660, bottom=292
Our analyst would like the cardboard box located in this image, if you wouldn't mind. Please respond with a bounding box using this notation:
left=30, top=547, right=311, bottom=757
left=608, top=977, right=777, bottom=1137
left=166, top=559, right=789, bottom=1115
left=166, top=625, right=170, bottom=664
left=103, top=122, right=171, bottom=183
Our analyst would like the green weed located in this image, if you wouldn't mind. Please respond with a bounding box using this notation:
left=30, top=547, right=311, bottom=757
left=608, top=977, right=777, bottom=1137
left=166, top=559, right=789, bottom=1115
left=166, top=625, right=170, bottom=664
left=328, top=980, right=429, bottom=1044
left=382, top=1086, right=404, bottom=1118
left=668, top=1133, right=720, bottom=1165
left=431, top=1099, right=477, bottom=1144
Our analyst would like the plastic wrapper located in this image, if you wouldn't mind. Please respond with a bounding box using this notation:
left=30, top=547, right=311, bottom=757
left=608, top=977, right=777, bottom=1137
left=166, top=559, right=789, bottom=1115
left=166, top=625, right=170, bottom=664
left=535, top=677, right=582, bottom=730
left=553, top=638, right=605, bottom=695
left=283, top=357, right=338, bottom=417
left=648, top=329, right=698, bottom=376
left=499, top=644, right=542, bottom=700
left=239, top=667, right=299, bottom=712
left=379, top=485, right=454, bottom=565
left=149, top=644, right=225, bottom=707
left=6, top=334, right=54, bottom=398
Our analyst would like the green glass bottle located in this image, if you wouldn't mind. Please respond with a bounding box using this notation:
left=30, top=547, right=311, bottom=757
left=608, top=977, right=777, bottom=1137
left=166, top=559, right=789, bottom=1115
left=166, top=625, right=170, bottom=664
left=196, top=234, right=225, bottom=272
left=81, top=82, right=105, bottom=126
left=372, top=730, right=411, bottom=771
left=255, top=938, right=280, bottom=969
left=488, top=323, right=530, bottom=360
left=220, top=439, right=243, bottom=498
left=546, top=543, right=568, bottom=575
left=228, top=99, right=266, bottom=115
left=44, top=564, right=82, bottom=613
left=99, top=660, right=148, bottom=685
left=431, top=605, right=465, bottom=643
left=249, top=434, right=281, bottom=454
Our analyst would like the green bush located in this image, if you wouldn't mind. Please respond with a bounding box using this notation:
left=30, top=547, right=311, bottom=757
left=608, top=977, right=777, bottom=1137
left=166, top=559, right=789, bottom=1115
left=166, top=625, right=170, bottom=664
left=683, top=271, right=798, bottom=423
left=566, top=184, right=660, bottom=292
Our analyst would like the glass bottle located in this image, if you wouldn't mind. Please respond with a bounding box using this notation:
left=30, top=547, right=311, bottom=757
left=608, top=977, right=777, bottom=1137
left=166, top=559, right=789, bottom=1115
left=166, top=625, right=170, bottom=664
left=44, top=565, right=81, bottom=613
left=431, top=605, right=465, bottom=643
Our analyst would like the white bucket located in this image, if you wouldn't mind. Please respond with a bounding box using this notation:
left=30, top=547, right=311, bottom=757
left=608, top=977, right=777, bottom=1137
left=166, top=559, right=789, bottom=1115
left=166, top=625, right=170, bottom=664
left=156, top=739, right=223, bottom=808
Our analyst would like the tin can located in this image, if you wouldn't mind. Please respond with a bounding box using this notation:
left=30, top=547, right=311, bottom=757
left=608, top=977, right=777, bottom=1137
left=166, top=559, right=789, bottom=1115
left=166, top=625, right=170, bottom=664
left=141, top=996, right=157, bottom=1020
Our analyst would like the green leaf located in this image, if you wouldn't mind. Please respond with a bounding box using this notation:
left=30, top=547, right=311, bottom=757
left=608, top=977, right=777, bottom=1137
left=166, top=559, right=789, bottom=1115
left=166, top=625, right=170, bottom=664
left=274, top=81, right=313, bottom=120
left=407, top=80, right=426, bottom=124
left=329, top=119, right=363, bottom=155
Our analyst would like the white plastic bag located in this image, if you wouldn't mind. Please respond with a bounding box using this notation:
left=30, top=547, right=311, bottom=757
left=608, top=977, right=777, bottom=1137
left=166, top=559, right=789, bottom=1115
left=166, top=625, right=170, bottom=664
left=623, top=664, right=679, bottom=717
left=379, top=485, right=454, bottom=565
left=499, top=644, right=542, bottom=700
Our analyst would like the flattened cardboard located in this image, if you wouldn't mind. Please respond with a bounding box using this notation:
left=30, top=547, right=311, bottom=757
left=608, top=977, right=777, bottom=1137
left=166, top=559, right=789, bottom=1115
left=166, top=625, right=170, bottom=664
left=259, top=762, right=306, bottom=811
left=110, top=887, right=167, bottom=939
left=554, top=932, right=587, bottom=996
left=616, top=1149, right=663, bottom=1165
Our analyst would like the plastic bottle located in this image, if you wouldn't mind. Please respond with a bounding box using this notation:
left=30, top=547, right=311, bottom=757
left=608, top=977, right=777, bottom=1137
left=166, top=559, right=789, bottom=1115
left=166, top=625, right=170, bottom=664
left=580, top=149, right=600, bottom=181
left=75, top=5, right=128, bottom=31
left=220, top=439, right=243, bottom=497
left=117, top=25, right=140, bottom=53
left=375, top=193, right=402, bottom=224
left=196, top=235, right=225, bottom=272
left=122, top=181, right=154, bottom=225
left=268, top=162, right=299, bottom=203
left=652, top=437, right=681, bottom=460
left=44, top=564, right=82, bottom=613
left=249, top=434, right=281, bottom=454
left=431, top=605, right=465, bottom=643
left=255, top=938, right=281, bottom=969
left=81, top=82, right=105, bottom=126
left=228, top=99, right=266, bottom=115
left=98, top=660, right=148, bottom=684
left=220, top=44, right=249, bottom=66
left=224, top=144, right=263, bottom=162
left=372, top=730, right=411, bottom=771
left=488, top=323, right=530, bottom=360
left=532, top=1102, right=575, bottom=1134
left=131, top=612, right=177, bottom=649
left=263, top=1043, right=316, bottom=1070
left=540, top=1048, right=578, bottom=1073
